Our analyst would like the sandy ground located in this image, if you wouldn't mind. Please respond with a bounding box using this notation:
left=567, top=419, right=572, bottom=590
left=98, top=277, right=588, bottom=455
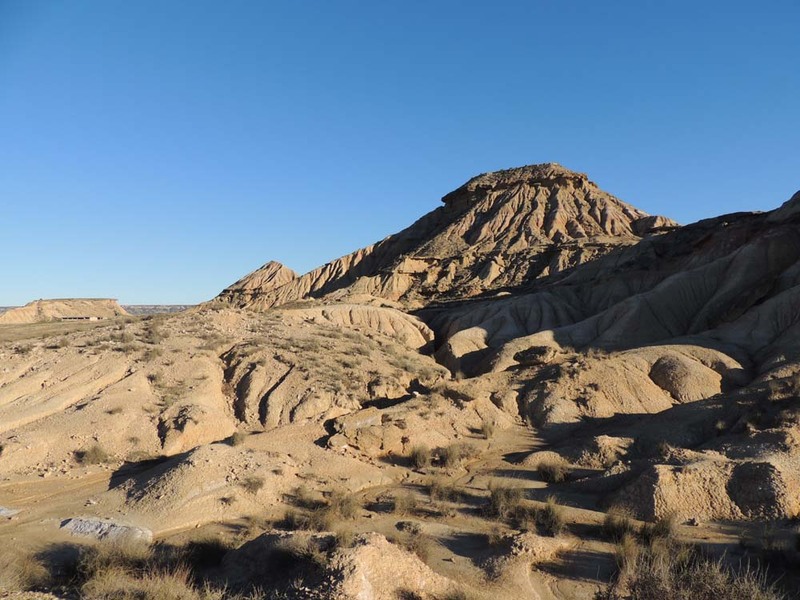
left=0, top=312, right=797, bottom=599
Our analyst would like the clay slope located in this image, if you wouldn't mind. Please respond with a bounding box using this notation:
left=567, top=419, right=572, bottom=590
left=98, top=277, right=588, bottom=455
left=0, top=298, right=129, bottom=324
left=434, top=190, right=800, bottom=377
left=216, top=163, right=677, bottom=310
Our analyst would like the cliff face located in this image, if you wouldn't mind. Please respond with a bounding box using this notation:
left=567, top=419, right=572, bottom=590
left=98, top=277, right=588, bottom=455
left=216, top=163, right=677, bottom=310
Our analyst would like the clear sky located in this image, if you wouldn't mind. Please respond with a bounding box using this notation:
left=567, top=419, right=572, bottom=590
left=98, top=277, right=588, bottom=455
left=1, top=1, right=798, bottom=305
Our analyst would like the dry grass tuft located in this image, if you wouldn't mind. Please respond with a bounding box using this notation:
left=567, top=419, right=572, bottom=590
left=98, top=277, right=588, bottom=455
left=479, top=418, right=496, bottom=440
left=536, top=457, right=570, bottom=483
left=603, top=506, right=637, bottom=542
left=75, top=444, right=111, bottom=465
left=599, top=539, right=783, bottom=600
left=536, top=495, right=566, bottom=537
left=229, top=431, right=247, bottom=447
left=239, top=476, right=265, bottom=495
left=639, top=512, right=677, bottom=545
left=0, top=549, right=48, bottom=592
left=389, top=528, right=439, bottom=563
left=429, top=476, right=461, bottom=503
left=81, top=564, right=224, bottom=600
left=409, top=445, right=431, bottom=469
left=390, top=491, right=419, bottom=516
left=486, top=483, right=524, bottom=521
left=283, top=489, right=360, bottom=532
left=437, top=443, right=479, bottom=469
left=327, top=490, right=360, bottom=520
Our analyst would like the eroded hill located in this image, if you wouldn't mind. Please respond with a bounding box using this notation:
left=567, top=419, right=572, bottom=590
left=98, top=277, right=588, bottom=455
left=1, top=166, right=798, bottom=600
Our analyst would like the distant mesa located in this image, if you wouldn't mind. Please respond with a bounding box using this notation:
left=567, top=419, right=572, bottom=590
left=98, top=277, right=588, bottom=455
left=0, top=298, right=129, bottom=324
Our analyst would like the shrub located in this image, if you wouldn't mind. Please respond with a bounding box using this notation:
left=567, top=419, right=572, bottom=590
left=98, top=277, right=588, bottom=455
left=438, top=443, right=479, bottom=469
left=603, top=506, right=636, bottom=541
left=479, top=418, right=496, bottom=440
left=428, top=477, right=460, bottom=502
left=250, top=535, right=328, bottom=589
left=409, top=445, right=431, bottom=469
left=284, top=490, right=360, bottom=532
left=486, top=525, right=505, bottom=547
left=486, top=483, right=524, bottom=521
left=142, top=347, right=163, bottom=361
left=280, top=509, right=311, bottom=531
left=292, top=484, right=323, bottom=510
left=239, top=476, right=265, bottom=494
left=391, top=491, right=419, bottom=516
left=334, top=528, right=357, bottom=549
left=599, top=541, right=784, bottom=600
left=229, top=431, right=247, bottom=447
left=536, top=496, right=566, bottom=537
left=537, top=457, right=569, bottom=483
left=141, top=326, right=165, bottom=345
left=75, top=444, right=111, bottom=465
left=390, top=529, right=438, bottom=563
left=0, top=549, right=48, bottom=591
left=639, top=513, right=677, bottom=545
left=182, top=537, right=232, bottom=569
left=327, top=490, right=360, bottom=520
left=614, top=532, right=640, bottom=572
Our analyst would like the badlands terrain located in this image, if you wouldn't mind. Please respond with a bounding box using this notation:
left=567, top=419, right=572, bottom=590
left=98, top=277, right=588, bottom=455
left=1, top=163, right=799, bottom=599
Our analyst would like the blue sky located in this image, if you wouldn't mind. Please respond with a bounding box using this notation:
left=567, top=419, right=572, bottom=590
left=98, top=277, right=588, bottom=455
left=1, top=1, right=798, bottom=305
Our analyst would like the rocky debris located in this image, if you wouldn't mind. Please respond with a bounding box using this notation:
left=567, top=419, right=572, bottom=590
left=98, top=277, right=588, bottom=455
left=222, top=531, right=458, bottom=599
left=323, top=532, right=456, bottom=600
left=571, top=435, right=633, bottom=469
left=327, top=391, right=511, bottom=457
left=505, top=531, right=571, bottom=563
left=617, top=456, right=800, bottom=521
left=513, top=345, right=558, bottom=366
left=0, top=506, right=20, bottom=518
left=60, top=517, right=153, bottom=542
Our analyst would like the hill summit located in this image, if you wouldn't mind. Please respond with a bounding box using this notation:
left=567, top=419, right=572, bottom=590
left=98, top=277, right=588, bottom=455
left=217, top=163, right=677, bottom=309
